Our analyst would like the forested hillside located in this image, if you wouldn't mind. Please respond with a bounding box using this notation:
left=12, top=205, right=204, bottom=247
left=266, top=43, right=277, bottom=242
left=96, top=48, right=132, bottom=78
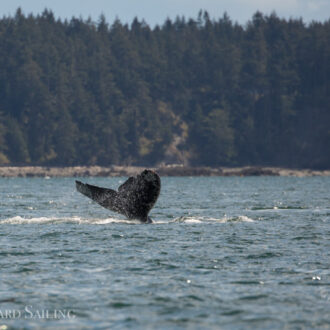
left=0, top=9, right=329, bottom=168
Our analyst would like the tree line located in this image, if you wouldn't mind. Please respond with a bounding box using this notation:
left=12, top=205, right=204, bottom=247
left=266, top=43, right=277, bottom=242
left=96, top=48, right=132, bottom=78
left=0, top=9, right=329, bottom=168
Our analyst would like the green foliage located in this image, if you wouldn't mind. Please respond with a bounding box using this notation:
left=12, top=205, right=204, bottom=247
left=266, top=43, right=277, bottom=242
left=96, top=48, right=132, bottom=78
left=0, top=9, right=329, bottom=168
left=4, top=118, right=30, bottom=163
left=0, top=112, right=9, bottom=163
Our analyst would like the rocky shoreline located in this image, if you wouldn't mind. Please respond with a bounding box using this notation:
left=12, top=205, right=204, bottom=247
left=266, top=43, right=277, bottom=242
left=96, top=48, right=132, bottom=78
left=0, top=165, right=329, bottom=177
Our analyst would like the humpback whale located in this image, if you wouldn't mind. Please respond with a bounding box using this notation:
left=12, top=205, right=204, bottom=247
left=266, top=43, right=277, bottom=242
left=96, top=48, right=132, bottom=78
left=75, top=169, right=160, bottom=223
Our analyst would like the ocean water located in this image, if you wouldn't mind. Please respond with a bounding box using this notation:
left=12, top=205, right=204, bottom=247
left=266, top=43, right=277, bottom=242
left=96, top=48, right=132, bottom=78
left=0, top=176, right=329, bottom=329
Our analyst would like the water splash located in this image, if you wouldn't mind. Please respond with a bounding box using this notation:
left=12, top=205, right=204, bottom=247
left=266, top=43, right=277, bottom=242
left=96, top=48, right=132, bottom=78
left=1, top=215, right=254, bottom=225
left=170, top=215, right=254, bottom=223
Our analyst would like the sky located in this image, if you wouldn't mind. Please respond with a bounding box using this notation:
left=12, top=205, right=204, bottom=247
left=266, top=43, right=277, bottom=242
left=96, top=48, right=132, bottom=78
left=1, top=0, right=329, bottom=26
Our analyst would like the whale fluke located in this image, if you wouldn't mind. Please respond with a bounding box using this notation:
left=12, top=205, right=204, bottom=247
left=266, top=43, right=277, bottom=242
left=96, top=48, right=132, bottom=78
left=75, top=169, right=161, bottom=223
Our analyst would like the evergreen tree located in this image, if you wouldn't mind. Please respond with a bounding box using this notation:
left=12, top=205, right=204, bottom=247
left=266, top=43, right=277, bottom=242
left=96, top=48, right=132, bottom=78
left=0, top=10, right=329, bottom=168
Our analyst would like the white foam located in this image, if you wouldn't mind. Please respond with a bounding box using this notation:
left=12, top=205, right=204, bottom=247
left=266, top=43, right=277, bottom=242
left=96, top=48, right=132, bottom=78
left=170, top=215, right=254, bottom=224
left=82, top=266, right=112, bottom=273
left=91, top=218, right=141, bottom=225
left=0, top=216, right=129, bottom=225
left=183, top=218, right=203, bottom=224
left=1, top=215, right=255, bottom=225
left=236, top=215, right=255, bottom=222
left=1, top=216, right=82, bottom=224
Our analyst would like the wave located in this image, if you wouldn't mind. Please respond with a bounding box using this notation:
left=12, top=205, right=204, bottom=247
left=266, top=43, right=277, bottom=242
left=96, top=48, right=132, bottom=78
left=0, top=215, right=255, bottom=225
left=251, top=206, right=308, bottom=211
left=170, top=215, right=254, bottom=223
left=0, top=216, right=139, bottom=225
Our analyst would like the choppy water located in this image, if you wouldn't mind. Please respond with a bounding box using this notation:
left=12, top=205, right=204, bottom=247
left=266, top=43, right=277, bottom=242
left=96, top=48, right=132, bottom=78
left=0, top=176, right=329, bottom=329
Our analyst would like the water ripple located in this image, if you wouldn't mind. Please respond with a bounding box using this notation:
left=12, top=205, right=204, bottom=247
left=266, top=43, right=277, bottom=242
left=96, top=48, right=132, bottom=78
left=0, top=176, right=329, bottom=329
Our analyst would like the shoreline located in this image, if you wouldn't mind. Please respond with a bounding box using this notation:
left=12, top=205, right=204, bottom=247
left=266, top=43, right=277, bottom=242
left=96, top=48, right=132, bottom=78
left=0, top=165, right=329, bottom=177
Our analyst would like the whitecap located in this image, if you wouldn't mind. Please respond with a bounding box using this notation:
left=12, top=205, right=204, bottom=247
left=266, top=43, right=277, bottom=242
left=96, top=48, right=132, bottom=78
left=183, top=218, right=203, bottom=224
left=91, top=218, right=141, bottom=225
left=0, top=216, right=142, bottom=225
left=0, top=215, right=255, bottom=225
left=0, top=216, right=82, bottom=224
left=169, top=215, right=254, bottom=224
left=236, top=215, right=255, bottom=222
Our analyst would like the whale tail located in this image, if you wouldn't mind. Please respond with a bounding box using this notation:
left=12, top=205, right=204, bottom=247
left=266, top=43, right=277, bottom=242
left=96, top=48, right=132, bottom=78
left=75, top=170, right=160, bottom=223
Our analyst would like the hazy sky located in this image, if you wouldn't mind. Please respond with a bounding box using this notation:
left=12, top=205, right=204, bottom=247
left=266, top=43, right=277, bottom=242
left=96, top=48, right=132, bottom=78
left=1, top=0, right=329, bottom=26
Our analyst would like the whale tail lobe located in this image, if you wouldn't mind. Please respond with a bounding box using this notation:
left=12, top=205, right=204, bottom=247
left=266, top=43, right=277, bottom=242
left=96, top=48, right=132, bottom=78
left=75, top=181, right=120, bottom=211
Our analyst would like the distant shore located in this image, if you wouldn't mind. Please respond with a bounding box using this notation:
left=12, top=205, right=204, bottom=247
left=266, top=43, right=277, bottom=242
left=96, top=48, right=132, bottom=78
left=0, top=165, right=329, bottom=177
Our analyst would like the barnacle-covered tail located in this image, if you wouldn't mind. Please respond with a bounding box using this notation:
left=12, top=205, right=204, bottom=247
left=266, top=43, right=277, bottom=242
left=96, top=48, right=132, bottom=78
left=75, top=170, right=161, bottom=223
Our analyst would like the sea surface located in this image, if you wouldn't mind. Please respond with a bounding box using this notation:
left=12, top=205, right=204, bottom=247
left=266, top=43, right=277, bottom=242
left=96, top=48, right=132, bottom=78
left=0, top=176, right=329, bottom=329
